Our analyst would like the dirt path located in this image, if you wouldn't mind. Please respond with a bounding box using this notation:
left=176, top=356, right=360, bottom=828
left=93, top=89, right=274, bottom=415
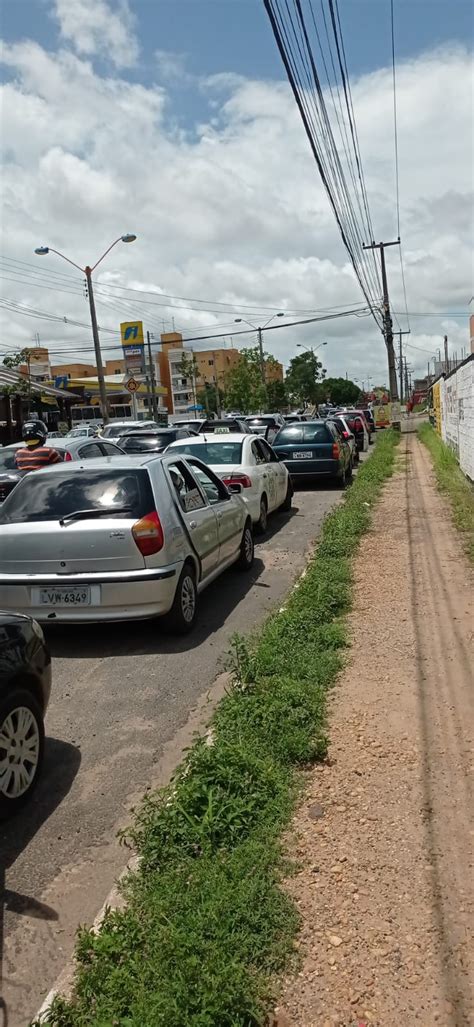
left=277, top=436, right=473, bottom=1027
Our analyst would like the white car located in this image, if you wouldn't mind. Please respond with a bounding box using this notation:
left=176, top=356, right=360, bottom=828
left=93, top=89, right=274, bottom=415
left=66, top=426, right=100, bottom=438
left=166, top=432, right=293, bottom=533
left=0, top=454, right=254, bottom=632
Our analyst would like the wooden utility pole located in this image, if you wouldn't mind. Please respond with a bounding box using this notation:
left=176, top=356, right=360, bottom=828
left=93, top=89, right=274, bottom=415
left=398, top=330, right=410, bottom=404
left=363, top=239, right=400, bottom=402
left=443, top=334, right=449, bottom=374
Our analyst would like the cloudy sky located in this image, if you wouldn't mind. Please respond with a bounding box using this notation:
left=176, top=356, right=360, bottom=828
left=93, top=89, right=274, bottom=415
left=1, top=0, right=473, bottom=386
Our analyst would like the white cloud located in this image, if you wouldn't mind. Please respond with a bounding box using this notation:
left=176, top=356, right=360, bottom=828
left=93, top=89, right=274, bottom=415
left=52, top=0, right=138, bottom=67
left=0, top=36, right=472, bottom=384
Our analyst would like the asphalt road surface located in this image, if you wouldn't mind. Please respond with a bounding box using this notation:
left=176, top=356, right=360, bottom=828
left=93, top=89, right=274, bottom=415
left=1, top=478, right=360, bottom=1026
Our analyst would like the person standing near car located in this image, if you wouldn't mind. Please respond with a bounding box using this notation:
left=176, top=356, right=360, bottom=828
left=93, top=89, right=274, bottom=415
left=14, top=421, right=63, bottom=471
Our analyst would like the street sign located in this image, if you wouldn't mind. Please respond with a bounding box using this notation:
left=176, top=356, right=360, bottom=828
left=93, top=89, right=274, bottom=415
left=120, top=321, right=144, bottom=347
left=120, top=321, right=146, bottom=376
left=125, top=377, right=139, bottom=393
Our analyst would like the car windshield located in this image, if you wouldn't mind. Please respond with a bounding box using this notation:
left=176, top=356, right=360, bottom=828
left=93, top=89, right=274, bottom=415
left=103, top=424, right=135, bottom=438
left=0, top=468, right=154, bottom=523
left=0, top=448, right=20, bottom=471
left=170, top=441, right=243, bottom=465
left=119, top=433, right=174, bottom=452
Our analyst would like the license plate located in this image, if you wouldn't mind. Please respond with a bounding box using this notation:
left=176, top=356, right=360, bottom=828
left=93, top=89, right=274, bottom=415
left=38, top=586, right=91, bottom=606
left=293, top=451, right=313, bottom=459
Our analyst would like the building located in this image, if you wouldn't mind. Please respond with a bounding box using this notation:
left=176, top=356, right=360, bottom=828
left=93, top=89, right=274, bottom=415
left=22, top=348, right=168, bottom=419
left=157, top=331, right=284, bottom=415
left=264, top=359, right=284, bottom=383
left=158, top=332, right=241, bottom=415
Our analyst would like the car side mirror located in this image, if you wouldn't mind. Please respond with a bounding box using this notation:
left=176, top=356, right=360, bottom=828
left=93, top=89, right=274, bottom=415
left=227, top=482, right=243, bottom=494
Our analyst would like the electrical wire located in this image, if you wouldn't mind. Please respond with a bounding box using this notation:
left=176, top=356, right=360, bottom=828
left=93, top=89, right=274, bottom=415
left=389, top=0, right=410, bottom=334
left=263, top=0, right=383, bottom=330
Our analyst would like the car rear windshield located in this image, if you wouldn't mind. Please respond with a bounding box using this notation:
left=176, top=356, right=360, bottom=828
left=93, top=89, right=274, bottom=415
left=119, top=433, right=174, bottom=452
left=246, top=417, right=276, bottom=426
left=275, top=423, right=330, bottom=444
left=169, top=441, right=243, bottom=465
left=0, top=448, right=20, bottom=471
left=0, top=468, right=155, bottom=524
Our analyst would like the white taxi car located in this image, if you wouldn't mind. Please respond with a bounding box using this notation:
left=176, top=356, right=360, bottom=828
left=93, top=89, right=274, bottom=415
left=166, top=432, right=292, bottom=533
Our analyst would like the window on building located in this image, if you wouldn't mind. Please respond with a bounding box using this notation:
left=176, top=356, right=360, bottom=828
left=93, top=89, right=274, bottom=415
left=208, top=359, right=214, bottom=366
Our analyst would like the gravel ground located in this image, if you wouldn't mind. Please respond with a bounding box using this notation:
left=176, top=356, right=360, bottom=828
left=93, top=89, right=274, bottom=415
left=276, top=437, right=473, bottom=1027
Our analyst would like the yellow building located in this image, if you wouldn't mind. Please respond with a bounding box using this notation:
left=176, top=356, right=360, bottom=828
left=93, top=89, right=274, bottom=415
left=158, top=332, right=241, bottom=414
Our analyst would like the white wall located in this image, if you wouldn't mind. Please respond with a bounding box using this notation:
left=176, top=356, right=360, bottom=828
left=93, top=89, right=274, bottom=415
left=440, top=356, right=474, bottom=481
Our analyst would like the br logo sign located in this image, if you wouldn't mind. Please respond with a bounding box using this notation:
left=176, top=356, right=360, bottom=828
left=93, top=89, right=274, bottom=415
left=120, top=321, right=144, bottom=347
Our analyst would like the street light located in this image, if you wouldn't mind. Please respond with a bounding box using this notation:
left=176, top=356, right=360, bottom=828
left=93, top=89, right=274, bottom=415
left=234, top=312, right=284, bottom=383
left=297, top=341, right=327, bottom=354
left=35, top=234, right=137, bottom=423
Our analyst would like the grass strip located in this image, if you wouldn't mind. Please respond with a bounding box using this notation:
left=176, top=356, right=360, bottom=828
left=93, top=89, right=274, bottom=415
left=38, top=431, right=399, bottom=1027
left=418, top=423, right=474, bottom=563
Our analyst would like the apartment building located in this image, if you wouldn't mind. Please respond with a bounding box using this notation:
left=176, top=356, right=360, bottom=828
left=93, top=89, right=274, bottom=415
left=158, top=332, right=240, bottom=415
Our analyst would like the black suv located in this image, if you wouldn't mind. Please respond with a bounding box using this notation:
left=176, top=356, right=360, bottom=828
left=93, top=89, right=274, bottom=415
left=0, top=611, right=51, bottom=817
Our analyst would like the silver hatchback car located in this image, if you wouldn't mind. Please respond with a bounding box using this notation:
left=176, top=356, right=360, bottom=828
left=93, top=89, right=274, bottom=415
left=0, top=454, right=254, bottom=633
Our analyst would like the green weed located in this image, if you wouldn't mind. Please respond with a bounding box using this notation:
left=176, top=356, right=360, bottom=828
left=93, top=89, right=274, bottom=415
left=37, top=431, right=398, bottom=1027
left=418, top=423, right=474, bottom=563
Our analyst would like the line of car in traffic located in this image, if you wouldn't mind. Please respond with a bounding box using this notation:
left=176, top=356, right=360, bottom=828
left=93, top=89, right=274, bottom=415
left=0, top=406, right=375, bottom=816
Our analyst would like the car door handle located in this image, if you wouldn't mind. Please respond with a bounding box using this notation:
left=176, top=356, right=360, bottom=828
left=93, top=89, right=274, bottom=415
left=189, top=520, right=197, bottom=529
left=216, top=511, right=223, bottom=519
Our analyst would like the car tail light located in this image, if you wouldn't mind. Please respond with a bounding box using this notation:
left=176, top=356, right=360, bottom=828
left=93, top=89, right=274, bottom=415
left=132, top=510, right=164, bottom=556
left=342, top=430, right=350, bottom=439
left=222, top=474, right=252, bottom=489
left=64, top=450, right=73, bottom=461
left=332, top=442, right=340, bottom=459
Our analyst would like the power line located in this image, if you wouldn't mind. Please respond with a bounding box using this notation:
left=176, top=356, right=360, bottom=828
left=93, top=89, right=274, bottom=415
left=389, top=0, right=411, bottom=333
left=263, top=1, right=383, bottom=330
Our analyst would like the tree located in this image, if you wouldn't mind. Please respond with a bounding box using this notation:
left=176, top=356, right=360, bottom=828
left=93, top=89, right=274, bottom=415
left=177, top=352, right=199, bottom=409
left=224, top=348, right=267, bottom=414
left=266, top=379, right=287, bottom=411
left=320, top=377, right=362, bottom=406
left=285, top=351, right=325, bottom=407
left=196, top=381, right=225, bottom=416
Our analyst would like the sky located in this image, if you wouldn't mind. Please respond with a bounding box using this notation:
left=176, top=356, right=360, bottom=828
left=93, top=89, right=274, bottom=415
left=1, top=0, right=473, bottom=386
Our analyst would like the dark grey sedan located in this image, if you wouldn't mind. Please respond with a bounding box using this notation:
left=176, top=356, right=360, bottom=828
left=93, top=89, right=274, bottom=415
left=47, top=437, right=125, bottom=461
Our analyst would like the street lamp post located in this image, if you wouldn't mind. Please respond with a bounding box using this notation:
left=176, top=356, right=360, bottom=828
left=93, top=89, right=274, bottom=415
left=296, top=341, right=327, bottom=355
left=35, top=234, right=137, bottom=424
left=234, top=313, right=284, bottom=383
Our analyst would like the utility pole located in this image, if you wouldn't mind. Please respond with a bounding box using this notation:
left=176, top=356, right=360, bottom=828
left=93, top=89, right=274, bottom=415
left=404, top=358, right=410, bottom=400
left=146, top=331, right=159, bottom=420
left=363, top=239, right=400, bottom=401
left=257, top=327, right=265, bottom=385
left=85, top=266, right=109, bottom=424
left=443, top=334, right=449, bottom=374
left=397, top=330, right=410, bottom=404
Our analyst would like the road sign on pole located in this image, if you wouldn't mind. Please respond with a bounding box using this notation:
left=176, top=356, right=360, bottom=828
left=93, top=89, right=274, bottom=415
left=125, top=377, right=139, bottom=393
left=121, top=321, right=146, bottom=376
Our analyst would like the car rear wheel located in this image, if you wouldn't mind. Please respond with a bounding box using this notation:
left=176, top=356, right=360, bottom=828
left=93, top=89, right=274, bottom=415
left=0, top=689, right=44, bottom=819
left=237, top=521, right=254, bottom=570
left=281, top=479, right=293, bottom=512
left=166, top=564, right=197, bottom=634
left=255, top=495, right=268, bottom=534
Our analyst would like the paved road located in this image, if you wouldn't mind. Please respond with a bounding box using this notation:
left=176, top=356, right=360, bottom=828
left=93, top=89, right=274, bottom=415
left=1, top=480, right=358, bottom=1025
